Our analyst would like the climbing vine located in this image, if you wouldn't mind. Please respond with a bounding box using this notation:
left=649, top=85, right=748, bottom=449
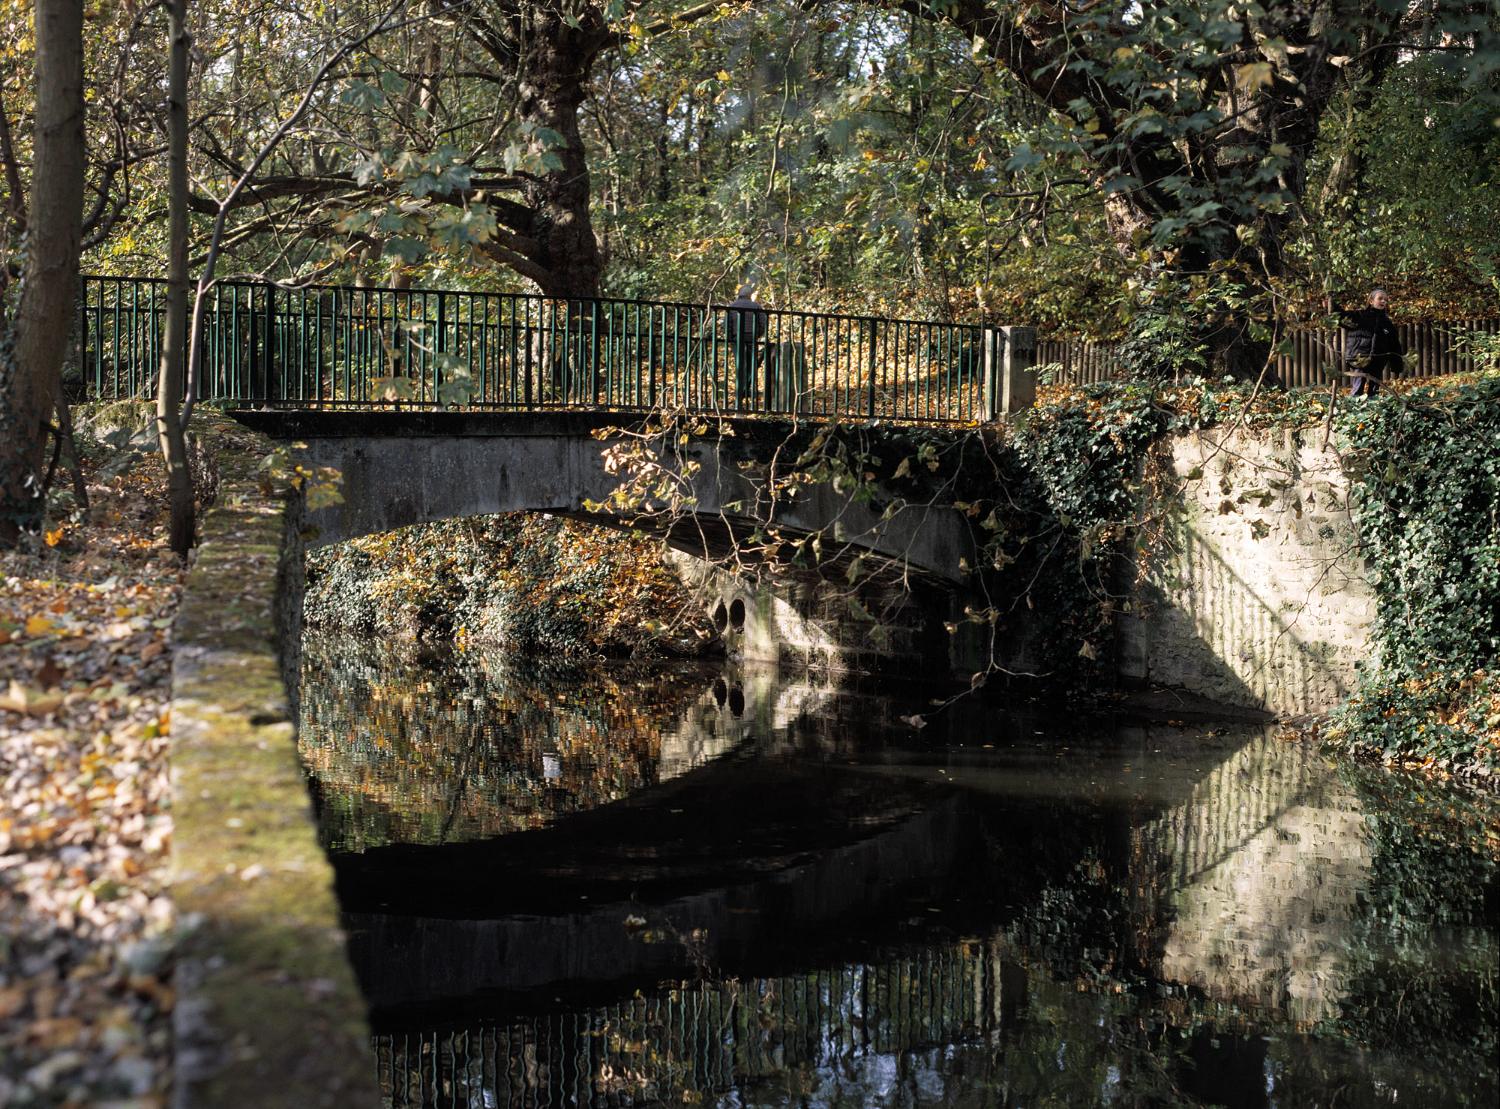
left=1325, top=373, right=1500, bottom=775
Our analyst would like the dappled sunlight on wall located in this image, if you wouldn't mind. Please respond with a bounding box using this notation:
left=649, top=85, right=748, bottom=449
left=1121, top=430, right=1376, bottom=715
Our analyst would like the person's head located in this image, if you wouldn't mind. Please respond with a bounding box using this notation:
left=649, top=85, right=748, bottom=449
left=1368, top=288, right=1390, bottom=309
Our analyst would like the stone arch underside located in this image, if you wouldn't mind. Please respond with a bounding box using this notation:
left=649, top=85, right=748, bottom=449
left=234, top=411, right=976, bottom=587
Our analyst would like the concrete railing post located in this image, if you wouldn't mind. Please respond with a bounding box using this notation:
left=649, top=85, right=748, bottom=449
left=1000, top=325, right=1037, bottom=416
left=982, top=326, right=1038, bottom=419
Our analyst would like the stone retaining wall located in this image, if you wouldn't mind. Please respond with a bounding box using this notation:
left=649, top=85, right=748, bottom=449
left=1119, top=427, right=1376, bottom=717
left=169, top=417, right=377, bottom=1107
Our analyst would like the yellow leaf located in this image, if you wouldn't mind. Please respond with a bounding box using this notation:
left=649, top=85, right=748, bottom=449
left=715, top=70, right=731, bottom=82
left=1236, top=62, right=1275, bottom=93
left=24, top=615, right=55, bottom=637
left=43, top=526, right=64, bottom=547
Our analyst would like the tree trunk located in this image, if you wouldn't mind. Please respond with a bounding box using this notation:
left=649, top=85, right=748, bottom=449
left=0, top=0, right=84, bottom=543
left=157, top=0, right=195, bottom=555
left=515, top=9, right=606, bottom=299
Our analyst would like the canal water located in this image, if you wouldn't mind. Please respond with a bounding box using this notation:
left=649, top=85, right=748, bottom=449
left=298, top=634, right=1500, bottom=1108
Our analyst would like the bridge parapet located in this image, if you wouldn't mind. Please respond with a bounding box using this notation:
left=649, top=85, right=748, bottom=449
left=234, top=410, right=979, bottom=589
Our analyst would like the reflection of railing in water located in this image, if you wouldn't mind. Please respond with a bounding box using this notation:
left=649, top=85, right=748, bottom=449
left=374, top=944, right=1006, bottom=1108
left=1141, top=732, right=1317, bottom=890
left=1137, top=733, right=1373, bottom=1024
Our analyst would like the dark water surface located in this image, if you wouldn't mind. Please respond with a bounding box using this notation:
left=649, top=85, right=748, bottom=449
left=299, top=635, right=1500, bottom=1108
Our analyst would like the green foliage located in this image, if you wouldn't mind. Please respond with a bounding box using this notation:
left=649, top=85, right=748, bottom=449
left=1328, top=763, right=1500, bottom=1067
left=1326, top=374, right=1500, bottom=772
left=1306, top=56, right=1500, bottom=317
left=1337, top=377, right=1500, bottom=674
left=1014, top=382, right=1165, bottom=534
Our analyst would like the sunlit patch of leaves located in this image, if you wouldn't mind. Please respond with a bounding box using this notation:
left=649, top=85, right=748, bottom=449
left=0, top=417, right=182, bottom=1103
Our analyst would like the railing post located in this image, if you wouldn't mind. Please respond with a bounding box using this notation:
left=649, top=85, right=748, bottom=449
left=866, top=318, right=878, bottom=418
left=999, top=325, right=1037, bottom=416
left=262, top=283, right=277, bottom=402
left=981, top=326, right=1002, bottom=420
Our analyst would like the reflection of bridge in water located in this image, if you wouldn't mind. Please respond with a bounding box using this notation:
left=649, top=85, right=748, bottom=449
left=374, top=943, right=1016, bottom=1108
left=357, top=731, right=1426, bottom=1108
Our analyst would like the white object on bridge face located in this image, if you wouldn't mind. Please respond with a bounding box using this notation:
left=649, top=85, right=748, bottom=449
left=543, top=755, right=561, bottom=780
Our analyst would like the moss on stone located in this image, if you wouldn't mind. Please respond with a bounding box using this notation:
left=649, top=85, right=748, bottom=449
left=169, top=414, right=378, bottom=1107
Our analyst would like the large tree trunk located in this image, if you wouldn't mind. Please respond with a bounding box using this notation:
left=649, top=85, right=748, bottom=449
left=157, top=0, right=195, bottom=555
left=0, top=0, right=84, bottom=543
left=514, top=8, right=606, bottom=299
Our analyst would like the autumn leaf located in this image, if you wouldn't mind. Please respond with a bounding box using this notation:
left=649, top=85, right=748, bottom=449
left=25, top=614, right=56, bottom=637
left=0, top=681, right=64, bottom=716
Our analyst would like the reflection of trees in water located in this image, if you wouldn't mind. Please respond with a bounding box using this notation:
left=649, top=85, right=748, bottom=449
left=298, top=635, right=718, bottom=853
left=1324, top=764, right=1500, bottom=1077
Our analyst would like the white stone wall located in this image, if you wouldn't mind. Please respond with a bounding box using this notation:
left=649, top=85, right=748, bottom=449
left=1119, top=427, right=1377, bottom=716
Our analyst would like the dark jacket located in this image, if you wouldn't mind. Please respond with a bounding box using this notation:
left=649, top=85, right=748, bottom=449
left=1338, top=306, right=1404, bottom=365
left=725, top=294, right=769, bottom=348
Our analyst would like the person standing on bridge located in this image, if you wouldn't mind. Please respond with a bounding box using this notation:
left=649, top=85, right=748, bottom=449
left=725, top=284, right=769, bottom=411
left=1328, top=287, right=1404, bottom=397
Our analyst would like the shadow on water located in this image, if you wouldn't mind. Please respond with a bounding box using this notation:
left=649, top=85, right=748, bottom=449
left=298, top=634, right=1500, bottom=1108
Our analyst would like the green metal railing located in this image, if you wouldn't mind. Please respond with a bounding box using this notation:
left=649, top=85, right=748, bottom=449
left=79, top=275, right=996, bottom=423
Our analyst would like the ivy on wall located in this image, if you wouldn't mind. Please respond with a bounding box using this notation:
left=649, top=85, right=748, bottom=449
left=1326, top=375, right=1500, bottom=774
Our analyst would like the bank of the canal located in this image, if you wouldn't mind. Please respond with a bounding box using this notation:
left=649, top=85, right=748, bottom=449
left=165, top=414, right=378, bottom=1107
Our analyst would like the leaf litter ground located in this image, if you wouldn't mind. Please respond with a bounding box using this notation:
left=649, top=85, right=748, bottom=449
left=1, top=447, right=182, bottom=1107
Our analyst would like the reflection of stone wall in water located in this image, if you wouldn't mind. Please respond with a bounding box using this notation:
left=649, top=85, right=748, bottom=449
left=1140, top=732, right=1372, bottom=1023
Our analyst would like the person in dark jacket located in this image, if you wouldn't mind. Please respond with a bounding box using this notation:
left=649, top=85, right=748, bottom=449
left=1332, top=288, right=1404, bottom=397
left=725, top=284, right=770, bottom=409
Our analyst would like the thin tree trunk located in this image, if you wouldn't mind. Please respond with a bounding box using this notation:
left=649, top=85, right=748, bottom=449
left=157, top=0, right=195, bottom=555
left=0, top=0, right=84, bottom=543
left=56, top=397, right=89, bottom=510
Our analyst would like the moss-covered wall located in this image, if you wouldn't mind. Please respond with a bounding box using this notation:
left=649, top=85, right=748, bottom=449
left=169, top=416, right=377, bottom=1107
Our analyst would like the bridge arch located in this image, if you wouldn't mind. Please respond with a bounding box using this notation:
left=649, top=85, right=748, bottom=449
left=233, top=410, right=977, bottom=586
left=236, top=409, right=988, bottom=676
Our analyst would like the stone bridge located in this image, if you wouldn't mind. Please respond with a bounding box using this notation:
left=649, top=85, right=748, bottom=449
left=232, top=409, right=990, bottom=675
